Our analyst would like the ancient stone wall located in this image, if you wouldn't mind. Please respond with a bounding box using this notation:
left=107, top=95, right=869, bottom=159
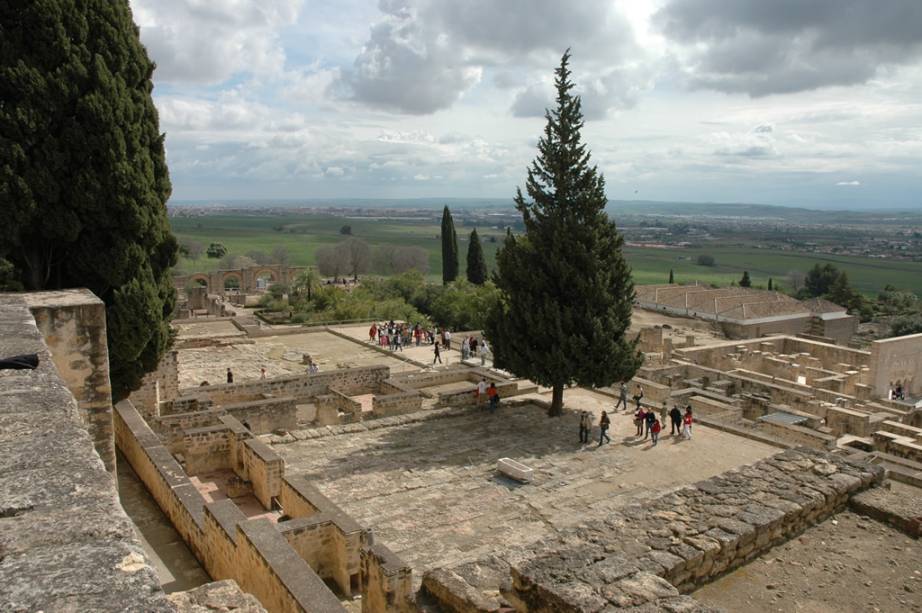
left=242, top=438, right=285, bottom=509
left=0, top=294, right=172, bottom=611
left=372, top=380, right=423, bottom=417
left=422, top=448, right=884, bottom=612
left=362, top=544, right=415, bottom=613
left=869, top=332, right=922, bottom=398
left=23, top=290, right=115, bottom=471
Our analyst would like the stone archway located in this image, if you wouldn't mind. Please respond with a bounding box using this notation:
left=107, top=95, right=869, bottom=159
left=222, top=272, right=243, bottom=293
left=188, top=274, right=210, bottom=292
left=254, top=269, right=277, bottom=291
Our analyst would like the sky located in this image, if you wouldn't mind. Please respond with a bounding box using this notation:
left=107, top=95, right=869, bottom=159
left=130, top=0, right=922, bottom=209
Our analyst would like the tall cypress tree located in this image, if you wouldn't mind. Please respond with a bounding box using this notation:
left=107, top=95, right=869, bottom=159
left=0, top=0, right=177, bottom=400
left=466, top=229, right=488, bottom=285
left=486, top=51, right=641, bottom=417
left=440, top=205, right=459, bottom=284
left=740, top=271, right=752, bottom=287
left=668, top=269, right=675, bottom=284
left=768, top=277, right=773, bottom=291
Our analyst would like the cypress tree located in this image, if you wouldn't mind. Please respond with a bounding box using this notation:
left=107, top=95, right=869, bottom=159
left=668, top=269, right=674, bottom=284
left=0, top=0, right=177, bottom=400
left=440, top=206, right=459, bottom=284
left=768, top=277, right=773, bottom=291
left=466, top=229, right=488, bottom=285
left=486, top=51, right=642, bottom=417
left=740, top=271, right=752, bottom=287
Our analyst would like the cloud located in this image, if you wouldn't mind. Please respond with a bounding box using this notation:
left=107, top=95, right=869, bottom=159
left=836, top=180, right=862, bottom=186
left=339, top=0, right=642, bottom=114
left=131, top=0, right=302, bottom=84
left=653, top=0, right=922, bottom=96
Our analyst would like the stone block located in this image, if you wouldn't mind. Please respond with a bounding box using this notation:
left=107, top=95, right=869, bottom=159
left=497, top=457, right=533, bottom=483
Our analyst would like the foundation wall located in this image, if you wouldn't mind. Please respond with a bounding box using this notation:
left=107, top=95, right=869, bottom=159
left=869, top=332, right=922, bottom=398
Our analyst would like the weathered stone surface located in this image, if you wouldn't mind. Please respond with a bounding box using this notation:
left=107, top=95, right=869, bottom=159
left=0, top=295, right=171, bottom=612
left=168, top=580, right=266, bottom=612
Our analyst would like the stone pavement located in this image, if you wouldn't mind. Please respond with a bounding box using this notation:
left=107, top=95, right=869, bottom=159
left=274, top=402, right=779, bottom=587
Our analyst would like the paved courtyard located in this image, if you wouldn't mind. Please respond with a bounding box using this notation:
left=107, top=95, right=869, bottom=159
left=176, top=330, right=418, bottom=388
left=274, top=402, right=779, bottom=584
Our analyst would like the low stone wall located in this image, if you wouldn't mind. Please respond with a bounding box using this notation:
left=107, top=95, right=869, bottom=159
left=422, top=448, right=884, bottom=611
left=439, top=378, right=519, bottom=407
left=184, top=366, right=390, bottom=405
left=362, top=543, right=414, bottom=613
left=115, top=401, right=345, bottom=612
left=757, top=419, right=837, bottom=450
left=372, top=380, right=423, bottom=417
left=242, top=437, right=285, bottom=509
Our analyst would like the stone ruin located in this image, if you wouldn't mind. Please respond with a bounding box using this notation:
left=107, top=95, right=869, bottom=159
left=1, top=288, right=919, bottom=613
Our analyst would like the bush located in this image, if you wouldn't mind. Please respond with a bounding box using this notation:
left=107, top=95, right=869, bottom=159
left=696, top=254, right=716, bottom=267
left=890, top=315, right=922, bottom=337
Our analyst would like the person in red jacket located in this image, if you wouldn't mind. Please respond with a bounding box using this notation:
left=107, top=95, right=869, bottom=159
left=651, top=418, right=662, bottom=446
left=683, top=407, right=694, bottom=440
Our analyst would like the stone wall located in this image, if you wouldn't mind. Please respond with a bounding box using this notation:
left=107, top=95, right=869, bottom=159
left=869, top=332, right=922, bottom=398
left=362, top=544, right=414, bottom=613
left=130, top=350, right=180, bottom=420
left=242, top=438, right=285, bottom=509
left=184, top=366, right=390, bottom=405
left=422, top=448, right=884, bottom=612
left=372, top=380, right=423, bottom=417
left=22, top=289, right=115, bottom=472
left=0, top=294, right=172, bottom=611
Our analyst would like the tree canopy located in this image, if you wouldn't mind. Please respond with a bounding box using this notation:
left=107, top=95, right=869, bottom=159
left=466, top=228, right=488, bottom=285
left=485, top=51, right=642, bottom=416
left=440, top=206, right=459, bottom=284
left=0, top=0, right=177, bottom=399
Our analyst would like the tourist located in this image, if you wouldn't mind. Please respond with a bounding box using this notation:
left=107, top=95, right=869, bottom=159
left=444, top=328, right=452, bottom=350
left=369, top=323, right=377, bottom=343
left=461, top=338, right=470, bottom=361
left=433, top=342, right=442, bottom=365
left=616, top=382, right=628, bottom=411
left=644, top=408, right=656, bottom=440
left=309, top=362, right=319, bottom=375
left=487, top=382, right=499, bottom=413
left=226, top=368, right=234, bottom=384
left=470, top=336, right=478, bottom=355
left=598, top=411, right=611, bottom=446
left=659, top=399, right=668, bottom=426
left=480, top=339, right=490, bottom=366
left=477, top=378, right=487, bottom=408
left=683, top=407, right=694, bottom=440
left=651, top=418, right=662, bottom=446
left=634, top=406, right=645, bottom=437
left=633, top=385, right=644, bottom=410
left=394, top=333, right=403, bottom=352
left=579, top=411, right=591, bottom=444
left=414, top=325, right=422, bottom=347
left=260, top=367, right=266, bottom=379
left=669, top=404, right=682, bottom=436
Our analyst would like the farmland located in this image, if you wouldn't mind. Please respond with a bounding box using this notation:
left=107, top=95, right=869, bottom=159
left=170, top=212, right=922, bottom=296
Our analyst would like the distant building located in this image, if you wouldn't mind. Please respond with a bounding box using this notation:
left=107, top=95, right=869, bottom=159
left=635, top=283, right=858, bottom=344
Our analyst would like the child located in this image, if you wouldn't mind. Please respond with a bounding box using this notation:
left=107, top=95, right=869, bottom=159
left=487, top=382, right=499, bottom=413
left=651, top=418, right=662, bottom=446
left=683, top=407, right=694, bottom=440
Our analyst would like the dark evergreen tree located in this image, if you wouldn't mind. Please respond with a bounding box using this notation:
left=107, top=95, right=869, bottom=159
left=486, top=51, right=642, bottom=417
left=440, top=206, right=459, bottom=284
left=668, top=269, right=674, bottom=284
left=466, top=229, right=488, bottom=285
left=768, top=277, right=773, bottom=291
left=740, top=271, right=752, bottom=287
left=0, top=0, right=177, bottom=400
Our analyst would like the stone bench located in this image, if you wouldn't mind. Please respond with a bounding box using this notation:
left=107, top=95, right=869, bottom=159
left=497, top=458, right=533, bottom=482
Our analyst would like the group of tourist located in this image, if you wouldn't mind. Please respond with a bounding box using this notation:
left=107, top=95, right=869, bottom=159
left=889, top=382, right=906, bottom=401
left=368, top=321, right=491, bottom=366
left=581, top=386, right=695, bottom=447
left=475, top=377, right=500, bottom=413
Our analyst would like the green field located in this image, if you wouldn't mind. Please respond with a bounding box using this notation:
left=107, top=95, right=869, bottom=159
left=170, top=214, right=922, bottom=296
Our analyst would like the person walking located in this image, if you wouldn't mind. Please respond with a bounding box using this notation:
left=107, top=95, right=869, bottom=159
left=634, top=407, right=645, bottom=437
left=369, top=323, right=377, bottom=343
left=226, top=368, right=234, bottom=384
left=461, top=338, right=470, bottom=361
left=644, top=408, right=656, bottom=440
left=260, top=367, right=266, bottom=379
left=477, top=378, right=487, bottom=409
left=480, top=339, right=490, bottom=366
left=616, top=382, right=629, bottom=411
left=433, top=342, right=442, bottom=365
left=487, top=383, right=499, bottom=413
left=651, top=418, right=662, bottom=446
left=598, top=411, right=611, bottom=446
left=633, top=385, right=644, bottom=410
left=394, top=333, right=403, bottom=352
left=683, top=407, right=694, bottom=440
left=669, top=404, right=682, bottom=436
left=579, top=411, right=591, bottom=444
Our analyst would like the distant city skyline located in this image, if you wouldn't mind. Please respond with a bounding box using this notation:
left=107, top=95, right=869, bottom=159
left=133, top=0, right=922, bottom=209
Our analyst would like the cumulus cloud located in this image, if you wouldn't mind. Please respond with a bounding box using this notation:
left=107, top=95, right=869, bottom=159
left=131, top=0, right=302, bottom=84
left=511, top=66, right=650, bottom=120
left=653, top=0, right=922, bottom=96
left=340, top=0, right=642, bottom=114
